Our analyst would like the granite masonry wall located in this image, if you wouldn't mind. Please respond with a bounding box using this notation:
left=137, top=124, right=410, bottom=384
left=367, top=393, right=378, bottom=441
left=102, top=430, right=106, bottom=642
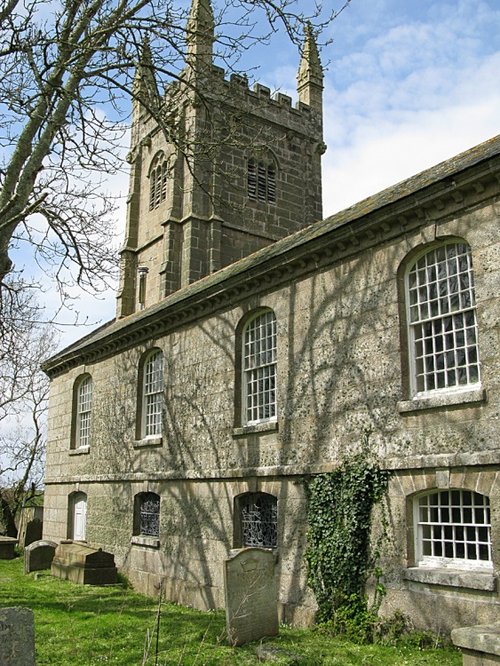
left=43, top=190, right=500, bottom=630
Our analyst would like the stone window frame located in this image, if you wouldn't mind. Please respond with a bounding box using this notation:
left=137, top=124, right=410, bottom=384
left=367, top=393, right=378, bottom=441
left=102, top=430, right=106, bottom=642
left=233, top=492, right=278, bottom=549
left=397, top=238, right=485, bottom=413
left=135, top=348, right=164, bottom=445
left=247, top=157, right=277, bottom=204
left=70, top=374, right=93, bottom=452
left=148, top=151, right=169, bottom=211
left=234, top=308, right=278, bottom=430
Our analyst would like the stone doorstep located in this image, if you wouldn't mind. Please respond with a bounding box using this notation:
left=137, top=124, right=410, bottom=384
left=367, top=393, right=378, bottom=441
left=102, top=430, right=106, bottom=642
left=451, top=623, right=500, bottom=662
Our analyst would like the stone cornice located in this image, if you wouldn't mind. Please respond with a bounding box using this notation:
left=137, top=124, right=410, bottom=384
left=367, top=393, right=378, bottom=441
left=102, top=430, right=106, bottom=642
left=43, top=135, right=500, bottom=378
left=43, top=448, right=500, bottom=485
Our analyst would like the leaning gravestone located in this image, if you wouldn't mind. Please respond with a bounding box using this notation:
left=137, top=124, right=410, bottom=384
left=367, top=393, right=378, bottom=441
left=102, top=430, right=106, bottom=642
left=24, top=518, right=43, bottom=548
left=0, top=607, right=35, bottom=666
left=24, top=539, right=57, bottom=574
left=224, top=547, right=278, bottom=646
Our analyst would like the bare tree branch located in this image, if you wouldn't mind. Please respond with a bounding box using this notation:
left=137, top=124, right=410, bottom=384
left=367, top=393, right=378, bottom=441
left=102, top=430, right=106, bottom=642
left=0, top=0, right=345, bottom=298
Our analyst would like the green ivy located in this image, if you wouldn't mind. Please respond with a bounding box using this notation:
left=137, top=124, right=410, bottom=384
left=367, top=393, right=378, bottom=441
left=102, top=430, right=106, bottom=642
left=305, top=453, right=391, bottom=630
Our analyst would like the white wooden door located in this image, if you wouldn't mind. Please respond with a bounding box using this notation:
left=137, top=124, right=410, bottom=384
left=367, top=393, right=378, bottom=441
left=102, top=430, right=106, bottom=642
left=73, top=494, right=87, bottom=541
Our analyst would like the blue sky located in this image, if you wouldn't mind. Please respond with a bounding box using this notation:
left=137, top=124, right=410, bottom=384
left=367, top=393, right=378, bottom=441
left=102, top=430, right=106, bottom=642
left=259, top=0, right=500, bottom=214
left=18, top=0, right=500, bottom=347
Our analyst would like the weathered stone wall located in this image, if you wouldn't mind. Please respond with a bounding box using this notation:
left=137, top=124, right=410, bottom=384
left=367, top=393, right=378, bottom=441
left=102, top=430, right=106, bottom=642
left=118, top=69, right=323, bottom=313
left=43, top=191, right=500, bottom=626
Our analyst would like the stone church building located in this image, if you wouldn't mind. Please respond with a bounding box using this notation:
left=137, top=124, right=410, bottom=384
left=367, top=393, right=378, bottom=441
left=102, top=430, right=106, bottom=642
left=42, top=0, right=499, bottom=631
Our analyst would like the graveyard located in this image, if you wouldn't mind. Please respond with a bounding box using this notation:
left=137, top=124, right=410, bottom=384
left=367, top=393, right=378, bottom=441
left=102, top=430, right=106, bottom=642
left=0, top=555, right=461, bottom=665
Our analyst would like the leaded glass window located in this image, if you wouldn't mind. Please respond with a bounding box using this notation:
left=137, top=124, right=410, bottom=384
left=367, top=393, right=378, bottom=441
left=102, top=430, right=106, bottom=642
left=243, top=310, right=277, bottom=424
left=142, top=350, right=164, bottom=437
left=136, top=492, right=160, bottom=537
left=239, top=493, right=277, bottom=549
left=407, top=242, right=480, bottom=395
left=76, top=376, right=92, bottom=448
left=416, top=490, right=492, bottom=568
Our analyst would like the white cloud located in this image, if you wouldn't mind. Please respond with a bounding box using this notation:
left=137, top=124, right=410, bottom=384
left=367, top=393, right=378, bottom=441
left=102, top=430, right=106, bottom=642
left=322, top=0, right=500, bottom=215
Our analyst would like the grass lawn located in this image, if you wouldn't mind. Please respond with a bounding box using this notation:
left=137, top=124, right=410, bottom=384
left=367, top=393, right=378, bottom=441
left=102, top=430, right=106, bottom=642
left=0, top=557, right=461, bottom=665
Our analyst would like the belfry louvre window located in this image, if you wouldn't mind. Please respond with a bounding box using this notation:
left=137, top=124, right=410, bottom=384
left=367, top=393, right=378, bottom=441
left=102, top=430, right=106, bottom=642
left=238, top=493, right=277, bottom=549
left=406, top=242, right=480, bottom=395
left=142, top=350, right=164, bottom=437
left=416, top=490, right=492, bottom=567
left=149, top=157, right=168, bottom=210
left=135, top=492, right=160, bottom=537
left=76, top=376, right=92, bottom=448
left=248, top=160, right=276, bottom=203
left=243, top=310, right=277, bottom=424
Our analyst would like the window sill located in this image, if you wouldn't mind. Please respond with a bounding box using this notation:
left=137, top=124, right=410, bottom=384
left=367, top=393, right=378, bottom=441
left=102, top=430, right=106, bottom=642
left=131, top=536, right=160, bottom=549
left=397, top=387, right=486, bottom=414
left=69, top=445, right=90, bottom=456
left=233, top=420, right=279, bottom=437
left=404, top=567, right=496, bottom=591
left=133, top=436, right=163, bottom=449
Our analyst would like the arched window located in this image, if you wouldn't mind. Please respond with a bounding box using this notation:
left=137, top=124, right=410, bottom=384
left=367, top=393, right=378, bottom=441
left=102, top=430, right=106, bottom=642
left=242, top=310, right=277, bottom=425
left=149, top=154, right=169, bottom=210
left=415, top=489, right=492, bottom=569
left=134, top=492, right=160, bottom=538
left=247, top=159, right=276, bottom=203
left=72, top=375, right=92, bottom=449
left=234, top=492, right=278, bottom=549
left=139, top=349, right=164, bottom=438
left=406, top=241, right=480, bottom=396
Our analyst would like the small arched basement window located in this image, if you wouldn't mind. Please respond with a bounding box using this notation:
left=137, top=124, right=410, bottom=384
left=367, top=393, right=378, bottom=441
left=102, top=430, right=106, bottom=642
left=134, top=492, right=160, bottom=538
left=234, top=492, right=278, bottom=549
left=415, top=489, right=492, bottom=569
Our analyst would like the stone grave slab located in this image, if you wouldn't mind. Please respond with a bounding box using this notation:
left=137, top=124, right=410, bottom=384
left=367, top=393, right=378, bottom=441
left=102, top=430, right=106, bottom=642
left=51, top=541, right=117, bottom=585
left=0, top=536, right=18, bottom=559
left=24, top=539, right=57, bottom=574
left=0, top=607, right=35, bottom=666
left=224, top=547, right=278, bottom=646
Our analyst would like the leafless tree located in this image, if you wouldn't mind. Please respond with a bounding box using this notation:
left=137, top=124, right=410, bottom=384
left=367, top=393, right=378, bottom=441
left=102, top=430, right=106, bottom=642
left=0, top=287, right=57, bottom=536
left=0, top=0, right=348, bottom=302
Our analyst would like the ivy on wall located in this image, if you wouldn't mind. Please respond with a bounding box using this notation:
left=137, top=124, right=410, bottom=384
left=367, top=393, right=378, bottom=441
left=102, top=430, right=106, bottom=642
left=305, top=454, right=391, bottom=626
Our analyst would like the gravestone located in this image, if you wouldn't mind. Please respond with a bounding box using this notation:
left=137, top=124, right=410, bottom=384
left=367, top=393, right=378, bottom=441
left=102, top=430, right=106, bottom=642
left=0, top=536, right=18, bottom=559
left=0, top=607, right=35, bottom=666
left=224, top=547, right=278, bottom=646
left=17, top=507, right=43, bottom=549
left=51, top=541, right=118, bottom=585
left=24, top=539, right=57, bottom=574
left=24, top=518, right=43, bottom=548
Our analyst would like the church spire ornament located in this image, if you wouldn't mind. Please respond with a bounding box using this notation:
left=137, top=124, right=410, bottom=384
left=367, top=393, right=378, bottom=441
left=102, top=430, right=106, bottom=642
left=297, top=23, right=324, bottom=115
left=186, top=0, right=215, bottom=74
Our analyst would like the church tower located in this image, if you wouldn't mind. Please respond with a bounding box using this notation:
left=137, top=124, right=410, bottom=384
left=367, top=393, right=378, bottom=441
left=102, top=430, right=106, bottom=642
left=117, top=0, right=325, bottom=317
